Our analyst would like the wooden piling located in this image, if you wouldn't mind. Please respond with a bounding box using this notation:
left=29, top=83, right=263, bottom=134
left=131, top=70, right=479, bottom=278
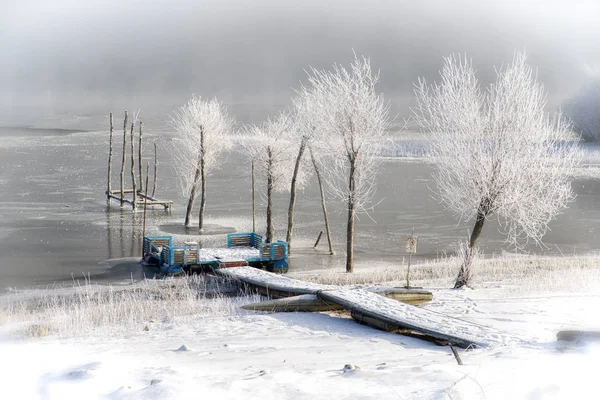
left=120, top=111, right=128, bottom=207
left=130, top=122, right=137, bottom=210
left=450, top=345, right=463, bottom=365
left=138, top=121, right=143, bottom=189
left=107, top=113, right=114, bottom=198
left=119, top=208, right=125, bottom=257
left=142, top=163, right=150, bottom=258
left=252, top=159, right=256, bottom=233
left=106, top=210, right=114, bottom=259
left=313, top=230, right=324, bottom=248
left=310, top=147, right=334, bottom=255
left=152, top=142, right=158, bottom=198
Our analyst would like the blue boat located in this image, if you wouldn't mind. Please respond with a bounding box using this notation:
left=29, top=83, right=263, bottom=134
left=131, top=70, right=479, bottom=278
left=142, top=232, right=289, bottom=276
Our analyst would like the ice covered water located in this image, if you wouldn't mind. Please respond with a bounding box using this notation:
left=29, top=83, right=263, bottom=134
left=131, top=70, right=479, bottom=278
left=0, top=116, right=599, bottom=289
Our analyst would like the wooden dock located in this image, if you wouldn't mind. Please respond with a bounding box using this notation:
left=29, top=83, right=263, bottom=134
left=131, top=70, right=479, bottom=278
left=215, top=266, right=336, bottom=298
left=106, top=111, right=173, bottom=211
left=218, top=267, right=524, bottom=348
left=107, top=190, right=173, bottom=211
left=318, top=289, right=524, bottom=348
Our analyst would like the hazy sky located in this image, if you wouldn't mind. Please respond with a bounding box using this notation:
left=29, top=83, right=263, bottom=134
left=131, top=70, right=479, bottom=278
left=1, top=0, right=599, bottom=120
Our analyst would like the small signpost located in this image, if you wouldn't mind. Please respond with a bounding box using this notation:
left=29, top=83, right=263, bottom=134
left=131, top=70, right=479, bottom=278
left=405, top=229, right=418, bottom=288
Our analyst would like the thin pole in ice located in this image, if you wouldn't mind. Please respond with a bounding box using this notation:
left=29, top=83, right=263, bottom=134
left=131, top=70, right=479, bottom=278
left=252, top=159, right=256, bottom=233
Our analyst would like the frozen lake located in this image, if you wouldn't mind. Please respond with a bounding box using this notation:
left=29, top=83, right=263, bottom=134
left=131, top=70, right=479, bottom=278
left=1, top=118, right=599, bottom=289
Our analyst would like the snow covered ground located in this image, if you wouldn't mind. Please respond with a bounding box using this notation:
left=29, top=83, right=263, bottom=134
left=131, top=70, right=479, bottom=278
left=1, top=282, right=599, bottom=400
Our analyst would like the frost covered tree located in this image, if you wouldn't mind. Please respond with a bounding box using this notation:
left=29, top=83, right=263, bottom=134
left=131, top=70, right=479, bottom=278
left=241, top=113, right=295, bottom=243
left=564, top=80, right=600, bottom=142
left=170, top=96, right=234, bottom=229
left=413, top=53, right=580, bottom=288
left=302, top=55, right=391, bottom=272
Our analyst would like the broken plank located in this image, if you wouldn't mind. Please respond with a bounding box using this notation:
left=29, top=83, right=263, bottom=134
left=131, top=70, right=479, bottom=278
left=317, top=288, right=525, bottom=348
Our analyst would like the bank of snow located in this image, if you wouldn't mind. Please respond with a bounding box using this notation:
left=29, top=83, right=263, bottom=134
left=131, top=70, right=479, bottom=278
left=1, top=281, right=599, bottom=399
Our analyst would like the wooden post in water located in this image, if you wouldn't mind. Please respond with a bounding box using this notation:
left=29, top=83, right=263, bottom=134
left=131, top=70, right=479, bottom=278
left=120, top=111, right=128, bottom=207
left=138, top=121, right=143, bottom=191
left=142, top=163, right=150, bottom=258
left=406, top=228, right=417, bottom=289
left=251, top=159, right=256, bottom=233
left=152, top=142, right=158, bottom=198
left=407, top=253, right=412, bottom=288
left=310, top=147, right=334, bottom=255
left=107, top=113, right=114, bottom=199
left=313, top=230, right=324, bottom=248
left=130, top=122, right=137, bottom=210
left=106, top=211, right=114, bottom=259
left=119, top=208, right=125, bottom=257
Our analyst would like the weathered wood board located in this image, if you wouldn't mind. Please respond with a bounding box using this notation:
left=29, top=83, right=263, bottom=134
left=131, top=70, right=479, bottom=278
left=367, top=287, right=433, bottom=305
left=216, top=267, right=432, bottom=302
left=242, top=294, right=344, bottom=312
left=318, top=288, right=524, bottom=348
left=215, top=266, right=336, bottom=297
left=242, top=288, right=433, bottom=312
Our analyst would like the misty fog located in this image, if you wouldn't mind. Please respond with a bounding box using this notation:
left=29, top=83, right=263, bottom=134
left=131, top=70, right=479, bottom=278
left=2, top=0, right=600, bottom=122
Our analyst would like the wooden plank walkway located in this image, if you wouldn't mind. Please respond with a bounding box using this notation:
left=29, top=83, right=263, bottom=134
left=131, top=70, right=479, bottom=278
left=215, top=266, right=335, bottom=298
left=318, top=289, right=525, bottom=348
left=219, top=267, right=525, bottom=348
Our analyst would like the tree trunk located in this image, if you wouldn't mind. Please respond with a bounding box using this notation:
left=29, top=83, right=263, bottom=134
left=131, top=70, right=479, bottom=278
left=198, top=126, right=207, bottom=231
left=310, top=148, right=334, bottom=255
left=454, top=207, right=486, bottom=288
left=266, top=150, right=274, bottom=243
left=130, top=122, right=137, bottom=210
left=120, top=111, right=128, bottom=207
left=286, top=140, right=307, bottom=251
left=107, top=112, right=114, bottom=198
left=138, top=121, right=143, bottom=189
left=346, top=153, right=358, bottom=273
left=185, top=166, right=201, bottom=227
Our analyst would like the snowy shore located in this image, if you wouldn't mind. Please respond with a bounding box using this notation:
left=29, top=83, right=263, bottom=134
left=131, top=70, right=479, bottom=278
left=1, top=256, right=600, bottom=399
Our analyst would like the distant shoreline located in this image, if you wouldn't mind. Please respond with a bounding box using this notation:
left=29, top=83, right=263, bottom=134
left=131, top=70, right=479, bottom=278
left=0, top=126, right=88, bottom=136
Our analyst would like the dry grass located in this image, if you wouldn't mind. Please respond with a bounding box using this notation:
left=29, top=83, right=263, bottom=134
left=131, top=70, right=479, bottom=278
left=289, top=253, right=600, bottom=293
left=3, top=254, right=600, bottom=339
left=0, top=275, right=260, bottom=338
